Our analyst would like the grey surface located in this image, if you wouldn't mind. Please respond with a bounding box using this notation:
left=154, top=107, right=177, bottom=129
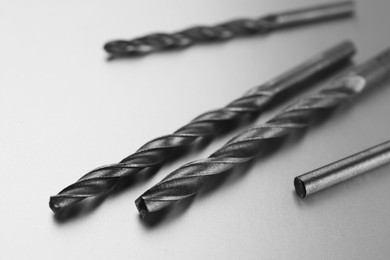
left=1, top=0, right=390, bottom=259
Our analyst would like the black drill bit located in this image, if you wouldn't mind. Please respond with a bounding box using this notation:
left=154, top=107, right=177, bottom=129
left=294, top=140, right=390, bottom=198
left=135, top=46, right=390, bottom=217
left=104, top=1, right=354, bottom=58
left=49, top=41, right=354, bottom=214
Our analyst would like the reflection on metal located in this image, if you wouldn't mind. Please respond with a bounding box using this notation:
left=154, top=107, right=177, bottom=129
left=136, top=46, right=390, bottom=217
left=104, top=1, right=354, bottom=58
left=295, top=141, right=390, bottom=198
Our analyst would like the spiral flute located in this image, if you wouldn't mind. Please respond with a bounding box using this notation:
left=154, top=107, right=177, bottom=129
left=49, top=41, right=354, bottom=214
left=135, top=46, right=390, bottom=217
left=104, top=1, right=354, bottom=58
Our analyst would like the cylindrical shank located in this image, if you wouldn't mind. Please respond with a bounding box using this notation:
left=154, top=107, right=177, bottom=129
left=294, top=141, right=390, bottom=198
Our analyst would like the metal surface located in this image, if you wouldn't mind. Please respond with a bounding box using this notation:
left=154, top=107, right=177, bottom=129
left=49, top=41, right=354, bottom=214
left=294, top=140, right=390, bottom=198
left=136, top=47, right=390, bottom=216
left=104, top=1, right=354, bottom=58
left=4, top=0, right=390, bottom=259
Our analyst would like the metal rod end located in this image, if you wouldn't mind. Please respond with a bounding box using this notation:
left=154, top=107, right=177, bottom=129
left=294, top=177, right=307, bottom=198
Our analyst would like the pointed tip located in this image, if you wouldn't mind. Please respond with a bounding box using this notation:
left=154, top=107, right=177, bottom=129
left=103, top=40, right=131, bottom=56
left=135, top=196, right=149, bottom=218
left=49, top=196, right=62, bottom=214
left=49, top=195, right=85, bottom=215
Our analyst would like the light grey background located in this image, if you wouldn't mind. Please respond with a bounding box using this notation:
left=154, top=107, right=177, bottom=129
left=1, top=0, right=390, bottom=259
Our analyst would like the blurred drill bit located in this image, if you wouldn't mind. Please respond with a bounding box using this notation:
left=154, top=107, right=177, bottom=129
left=49, top=41, right=354, bottom=214
left=104, top=1, right=354, bottom=58
left=135, top=46, right=390, bottom=217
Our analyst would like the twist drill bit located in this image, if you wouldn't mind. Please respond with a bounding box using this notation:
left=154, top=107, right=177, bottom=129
left=49, top=41, right=355, bottom=214
left=295, top=140, right=390, bottom=198
left=135, top=46, right=390, bottom=217
left=104, top=1, right=354, bottom=58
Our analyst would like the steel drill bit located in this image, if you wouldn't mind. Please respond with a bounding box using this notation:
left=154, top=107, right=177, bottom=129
left=294, top=140, right=390, bottom=198
left=104, top=1, right=354, bottom=58
left=135, top=46, right=390, bottom=217
left=49, top=41, right=354, bottom=214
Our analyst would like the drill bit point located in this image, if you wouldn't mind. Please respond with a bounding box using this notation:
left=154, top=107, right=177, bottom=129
left=135, top=197, right=148, bottom=218
left=49, top=195, right=75, bottom=214
left=104, top=40, right=129, bottom=55
left=49, top=197, right=61, bottom=214
left=135, top=197, right=174, bottom=217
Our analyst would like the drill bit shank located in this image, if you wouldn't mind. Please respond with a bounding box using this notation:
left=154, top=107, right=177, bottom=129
left=49, top=41, right=354, bottom=214
left=295, top=140, right=390, bottom=198
left=104, top=1, right=354, bottom=58
left=135, top=46, right=390, bottom=217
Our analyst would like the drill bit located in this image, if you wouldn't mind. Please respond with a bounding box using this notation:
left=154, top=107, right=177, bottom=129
left=135, top=46, right=390, bottom=217
left=104, top=1, right=354, bottom=58
left=294, top=140, right=390, bottom=198
left=49, top=41, right=354, bottom=214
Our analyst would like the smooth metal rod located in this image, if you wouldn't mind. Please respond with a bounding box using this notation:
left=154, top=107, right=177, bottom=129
left=265, top=1, right=354, bottom=30
left=294, top=140, right=390, bottom=198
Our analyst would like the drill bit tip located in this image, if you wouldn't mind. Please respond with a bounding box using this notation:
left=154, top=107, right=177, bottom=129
left=104, top=40, right=130, bottom=55
left=49, top=195, right=78, bottom=214
left=135, top=196, right=170, bottom=218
